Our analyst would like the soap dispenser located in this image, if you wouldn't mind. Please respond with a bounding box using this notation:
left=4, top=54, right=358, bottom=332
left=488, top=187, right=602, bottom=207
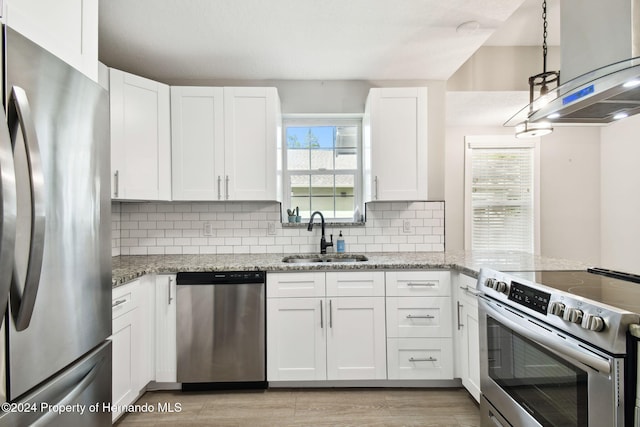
left=336, top=231, right=345, bottom=253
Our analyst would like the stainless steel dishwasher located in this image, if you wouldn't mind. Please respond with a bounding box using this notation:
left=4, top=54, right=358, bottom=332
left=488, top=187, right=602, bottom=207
left=176, top=271, right=266, bottom=390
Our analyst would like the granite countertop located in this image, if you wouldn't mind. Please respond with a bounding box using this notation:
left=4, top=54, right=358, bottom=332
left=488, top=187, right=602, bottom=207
left=112, top=250, right=590, bottom=287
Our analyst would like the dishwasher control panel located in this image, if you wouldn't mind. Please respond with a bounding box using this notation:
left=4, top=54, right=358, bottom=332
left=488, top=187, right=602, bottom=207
left=176, top=271, right=265, bottom=285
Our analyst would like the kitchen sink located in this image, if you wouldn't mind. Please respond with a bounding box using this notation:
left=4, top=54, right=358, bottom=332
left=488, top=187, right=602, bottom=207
left=282, top=255, right=368, bottom=263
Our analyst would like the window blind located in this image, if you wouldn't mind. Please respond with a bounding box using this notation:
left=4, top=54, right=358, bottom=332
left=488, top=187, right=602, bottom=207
left=470, top=147, right=534, bottom=252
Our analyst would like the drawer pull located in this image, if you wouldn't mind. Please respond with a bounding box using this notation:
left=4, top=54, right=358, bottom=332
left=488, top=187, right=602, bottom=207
left=406, top=314, right=435, bottom=319
left=407, top=282, right=436, bottom=287
left=459, top=285, right=482, bottom=297
left=409, top=357, right=437, bottom=362
left=112, top=298, right=127, bottom=308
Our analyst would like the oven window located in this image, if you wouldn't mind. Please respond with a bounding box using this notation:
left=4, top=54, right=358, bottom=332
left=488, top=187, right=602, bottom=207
left=487, top=317, right=588, bottom=427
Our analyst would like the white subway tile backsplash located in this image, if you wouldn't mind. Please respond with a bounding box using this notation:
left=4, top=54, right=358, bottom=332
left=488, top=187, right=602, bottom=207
left=112, top=201, right=445, bottom=255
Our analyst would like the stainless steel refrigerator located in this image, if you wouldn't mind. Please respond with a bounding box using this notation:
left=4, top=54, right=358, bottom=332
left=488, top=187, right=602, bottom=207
left=0, top=26, right=112, bottom=426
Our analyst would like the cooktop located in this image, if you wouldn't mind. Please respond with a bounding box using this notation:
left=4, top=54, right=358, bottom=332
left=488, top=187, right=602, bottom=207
left=509, top=268, right=640, bottom=314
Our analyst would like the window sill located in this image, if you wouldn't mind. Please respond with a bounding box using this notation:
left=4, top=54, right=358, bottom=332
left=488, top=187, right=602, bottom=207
left=282, top=221, right=365, bottom=228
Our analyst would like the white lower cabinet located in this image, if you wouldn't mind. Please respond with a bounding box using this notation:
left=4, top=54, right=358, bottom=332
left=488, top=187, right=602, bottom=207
left=155, top=274, right=177, bottom=382
left=267, top=297, right=327, bottom=381
left=326, top=296, right=386, bottom=380
left=111, top=276, right=154, bottom=422
left=385, top=271, right=453, bottom=380
left=267, top=272, right=386, bottom=382
left=454, top=272, right=481, bottom=402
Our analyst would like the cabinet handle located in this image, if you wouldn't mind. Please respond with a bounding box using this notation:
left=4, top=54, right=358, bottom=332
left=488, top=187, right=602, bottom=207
left=329, top=299, right=333, bottom=328
left=409, top=357, right=437, bottom=362
left=320, top=300, right=324, bottom=329
left=407, top=282, right=436, bottom=287
left=225, top=175, right=230, bottom=200
left=406, top=314, right=434, bottom=319
left=460, top=286, right=482, bottom=297
left=457, top=301, right=464, bottom=330
left=374, top=176, right=379, bottom=200
left=168, top=277, right=173, bottom=305
left=114, top=170, right=119, bottom=198
left=217, top=176, right=222, bottom=200
left=112, top=298, right=127, bottom=308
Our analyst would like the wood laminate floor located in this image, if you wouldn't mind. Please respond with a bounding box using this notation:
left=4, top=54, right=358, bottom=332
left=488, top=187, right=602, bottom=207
left=114, top=388, right=480, bottom=427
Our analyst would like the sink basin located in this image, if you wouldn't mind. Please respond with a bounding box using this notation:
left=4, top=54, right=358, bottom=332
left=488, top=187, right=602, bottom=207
left=282, top=255, right=368, bottom=263
left=282, top=257, right=324, bottom=263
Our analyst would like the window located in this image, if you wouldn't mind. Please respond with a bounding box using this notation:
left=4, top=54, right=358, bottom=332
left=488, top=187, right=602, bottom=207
left=464, top=136, right=540, bottom=253
left=283, top=117, right=362, bottom=221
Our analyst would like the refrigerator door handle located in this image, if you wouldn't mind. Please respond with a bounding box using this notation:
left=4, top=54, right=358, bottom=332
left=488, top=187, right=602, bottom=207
left=0, top=105, right=17, bottom=328
left=7, top=86, right=46, bottom=331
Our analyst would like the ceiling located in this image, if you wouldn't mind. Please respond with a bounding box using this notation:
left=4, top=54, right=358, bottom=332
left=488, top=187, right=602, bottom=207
left=98, top=0, right=560, bottom=84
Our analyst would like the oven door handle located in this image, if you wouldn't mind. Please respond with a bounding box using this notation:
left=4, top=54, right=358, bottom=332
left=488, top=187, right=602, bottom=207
left=484, top=299, right=611, bottom=374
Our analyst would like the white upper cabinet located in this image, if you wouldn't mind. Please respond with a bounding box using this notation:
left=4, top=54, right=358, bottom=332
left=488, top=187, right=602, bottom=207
left=171, top=86, right=225, bottom=200
left=171, top=86, right=281, bottom=201
left=364, top=87, right=428, bottom=201
left=5, top=0, right=99, bottom=81
left=110, top=68, right=171, bottom=200
left=224, top=87, right=280, bottom=200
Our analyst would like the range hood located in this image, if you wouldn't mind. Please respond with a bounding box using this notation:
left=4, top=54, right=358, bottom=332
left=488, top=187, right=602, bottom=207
left=506, top=0, right=640, bottom=126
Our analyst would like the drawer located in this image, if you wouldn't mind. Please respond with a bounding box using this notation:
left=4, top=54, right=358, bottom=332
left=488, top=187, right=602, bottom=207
left=267, top=272, right=325, bottom=298
left=386, top=271, right=450, bottom=297
left=326, top=271, right=385, bottom=297
left=387, top=338, right=454, bottom=380
left=386, top=297, right=452, bottom=338
left=112, top=279, right=139, bottom=319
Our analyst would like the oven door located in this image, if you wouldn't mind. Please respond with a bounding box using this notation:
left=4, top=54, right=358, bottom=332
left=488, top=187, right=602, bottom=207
left=478, top=296, right=625, bottom=427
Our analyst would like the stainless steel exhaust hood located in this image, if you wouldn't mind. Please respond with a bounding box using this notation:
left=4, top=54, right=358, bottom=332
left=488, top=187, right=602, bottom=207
left=506, top=0, right=640, bottom=127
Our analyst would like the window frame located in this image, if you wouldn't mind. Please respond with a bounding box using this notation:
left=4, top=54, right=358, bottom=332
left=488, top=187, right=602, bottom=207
left=464, top=135, right=541, bottom=254
left=282, top=115, right=363, bottom=222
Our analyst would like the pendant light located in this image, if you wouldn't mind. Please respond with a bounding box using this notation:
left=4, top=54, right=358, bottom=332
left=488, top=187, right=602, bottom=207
left=515, top=0, right=560, bottom=138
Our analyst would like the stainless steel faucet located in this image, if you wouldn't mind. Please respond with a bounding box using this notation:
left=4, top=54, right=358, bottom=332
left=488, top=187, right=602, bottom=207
left=307, top=211, right=333, bottom=254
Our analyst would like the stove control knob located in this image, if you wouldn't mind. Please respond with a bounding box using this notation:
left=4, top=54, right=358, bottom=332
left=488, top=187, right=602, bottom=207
left=485, top=278, right=496, bottom=289
left=563, top=308, right=583, bottom=324
left=582, top=314, right=605, bottom=332
left=495, top=281, right=509, bottom=294
left=548, top=302, right=565, bottom=317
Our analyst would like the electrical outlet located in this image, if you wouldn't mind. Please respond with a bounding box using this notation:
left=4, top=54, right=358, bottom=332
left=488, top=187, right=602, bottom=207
left=267, top=222, right=276, bottom=236
left=203, top=222, right=213, bottom=237
left=402, top=220, right=412, bottom=234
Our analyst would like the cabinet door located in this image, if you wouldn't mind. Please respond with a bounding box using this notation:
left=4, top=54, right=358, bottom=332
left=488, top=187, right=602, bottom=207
left=223, top=87, right=279, bottom=200
left=112, top=309, right=134, bottom=422
left=110, top=69, right=171, bottom=200
left=155, top=275, right=177, bottom=382
left=267, top=298, right=326, bottom=381
left=455, top=273, right=481, bottom=402
left=6, top=0, right=99, bottom=81
left=171, top=86, right=225, bottom=200
left=112, top=279, right=140, bottom=422
left=326, top=297, right=386, bottom=380
left=366, top=87, right=427, bottom=201
left=459, top=300, right=481, bottom=402
left=133, top=275, right=155, bottom=392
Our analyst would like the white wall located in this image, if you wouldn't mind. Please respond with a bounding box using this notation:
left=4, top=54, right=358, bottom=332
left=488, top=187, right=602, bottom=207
left=445, top=124, right=601, bottom=264
left=539, top=127, right=601, bottom=264
left=601, top=114, right=640, bottom=274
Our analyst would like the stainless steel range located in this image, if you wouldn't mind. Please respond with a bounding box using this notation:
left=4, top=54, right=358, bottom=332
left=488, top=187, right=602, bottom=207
left=477, top=268, right=640, bottom=427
